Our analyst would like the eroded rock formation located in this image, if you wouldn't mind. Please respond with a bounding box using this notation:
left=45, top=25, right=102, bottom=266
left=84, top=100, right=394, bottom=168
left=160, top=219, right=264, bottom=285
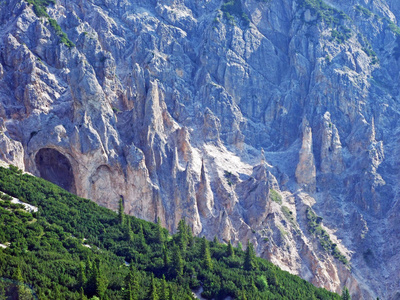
left=1, top=0, right=400, bottom=298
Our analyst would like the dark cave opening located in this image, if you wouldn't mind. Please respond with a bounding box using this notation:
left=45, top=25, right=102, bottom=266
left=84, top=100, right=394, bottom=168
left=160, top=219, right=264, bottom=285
left=35, top=148, right=76, bottom=194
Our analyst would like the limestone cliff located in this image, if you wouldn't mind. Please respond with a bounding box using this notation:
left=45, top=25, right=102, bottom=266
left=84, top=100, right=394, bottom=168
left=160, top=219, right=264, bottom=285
left=1, top=0, right=400, bottom=298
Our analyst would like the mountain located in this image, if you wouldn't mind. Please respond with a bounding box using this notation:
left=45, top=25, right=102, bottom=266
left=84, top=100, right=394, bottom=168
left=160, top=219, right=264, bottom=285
left=0, top=164, right=341, bottom=299
left=1, top=0, right=400, bottom=298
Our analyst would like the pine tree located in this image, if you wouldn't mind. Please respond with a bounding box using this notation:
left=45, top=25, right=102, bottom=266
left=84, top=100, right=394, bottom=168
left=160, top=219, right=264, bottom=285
left=53, top=284, right=62, bottom=300
left=149, top=274, right=158, bottom=300
left=13, top=265, right=31, bottom=300
left=213, top=235, right=218, bottom=244
left=125, top=217, right=133, bottom=242
left=125, top=283, right=133, bottom=300
left=94, top=260, right=103, bottom=297
left=13, top=265, right=23, bottom=283
left=240, top=288, right=247, bottom=300
left=162, top=244, right=169, bottom=268
left=126, top=264, right=139, bottom=300
left=172, top=243, right=183, bottom=278
left=136, top=224, right=147, bottom=252
left=177, top=219, right=188, bottom=252
left=227, top=240, right=234, bottom=257
left=186, top=223, right=194, bottom=248
left=78, top=262, right=86, bottom=289
left=342, top=287, right=351, bottom=300
left=0, top=282, right=5, bottom=300
left=86, top=258, right=107, bottom=299
left=168, top=286, right=174, bottom=300
left=201, top=237, right=213, bottom=271
left=80, top=287, right=87, bottom=300
left=119, top=198, right=125, bottom=226
left=238, top=241, right=243, bottom=251
left=244, top=240, right=258, bottom=271
left=160, top=275, right=168, bottom=300
left=85, top=257, right=92, bottom=277
left=156, top=217, right=164, bottom=244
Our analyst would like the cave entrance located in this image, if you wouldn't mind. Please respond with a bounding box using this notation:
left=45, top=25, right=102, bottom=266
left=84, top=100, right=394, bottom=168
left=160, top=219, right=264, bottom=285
left=35, top=148, right=76, bottom=194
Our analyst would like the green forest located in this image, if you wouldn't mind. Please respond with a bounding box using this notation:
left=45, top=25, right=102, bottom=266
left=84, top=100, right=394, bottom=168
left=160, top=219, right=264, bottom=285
left=0, top=165, right=344, bottom=299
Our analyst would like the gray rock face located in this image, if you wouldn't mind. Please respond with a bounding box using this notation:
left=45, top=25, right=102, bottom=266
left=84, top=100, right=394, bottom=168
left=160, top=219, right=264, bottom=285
left=1, top=0, right=400, bottom=298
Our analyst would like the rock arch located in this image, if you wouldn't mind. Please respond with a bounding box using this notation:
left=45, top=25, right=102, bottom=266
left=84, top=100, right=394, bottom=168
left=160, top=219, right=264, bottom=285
left=35, top=148, right=76, bottom=194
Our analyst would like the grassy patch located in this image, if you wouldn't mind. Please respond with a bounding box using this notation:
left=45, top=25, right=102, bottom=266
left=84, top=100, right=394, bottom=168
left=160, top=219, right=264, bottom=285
left=354, top=5, right=373, bottom=18
left=387, top=20, right=400, bottom=36
left=221, top=0, right=250, bottom=27
left=281, top=206, right=301, bottom=235
left=278, top=225, right=288, bottom=238
left=306, top=208, right=349, bottom=266
left=25, top=0, right=75, bottom=48
left=269, top=189, right=282, bottom=205
left=48, top=18, right=75, bottom=48
left=298, top=0, right=352, bottom=44
left=26, top=0, right=55, bottom=18
left=362, top=47, right=379, bottom=64
left=330, top=27, right=352, bottom=44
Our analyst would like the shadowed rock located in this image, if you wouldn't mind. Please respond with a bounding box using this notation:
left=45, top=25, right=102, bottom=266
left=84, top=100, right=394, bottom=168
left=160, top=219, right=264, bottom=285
left=35, top=148, right=76, bottom=194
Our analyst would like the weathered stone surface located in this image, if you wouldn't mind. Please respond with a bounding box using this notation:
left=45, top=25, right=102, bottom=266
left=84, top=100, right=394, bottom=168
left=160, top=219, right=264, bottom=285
left=296, top=119, right=317, bottom=193
left=2, top=0, right=400, bottom=298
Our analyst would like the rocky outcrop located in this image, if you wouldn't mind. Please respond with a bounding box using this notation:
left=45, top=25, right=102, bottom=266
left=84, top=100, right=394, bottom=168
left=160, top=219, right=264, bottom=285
left=0, top=120, right=24, bottom=170
left=2, top=0, right=400, bottom=298
left=296, top=119, right=317, bottom=192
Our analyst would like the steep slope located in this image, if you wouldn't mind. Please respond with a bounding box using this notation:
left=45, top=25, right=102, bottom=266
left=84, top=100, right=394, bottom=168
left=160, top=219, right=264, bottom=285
left=0, top=164, right=341, bottom=299
left=1, top=0, right=400, bottom=298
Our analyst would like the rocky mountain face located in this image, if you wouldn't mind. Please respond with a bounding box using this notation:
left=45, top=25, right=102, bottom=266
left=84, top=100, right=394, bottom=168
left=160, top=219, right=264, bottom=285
left=1, top=0, right=400, bottom=298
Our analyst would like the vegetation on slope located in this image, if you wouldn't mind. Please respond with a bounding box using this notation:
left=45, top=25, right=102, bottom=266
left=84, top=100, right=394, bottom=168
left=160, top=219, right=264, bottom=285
left=306, top=208, right=349, bottom=266
left=221, top=0, right=250, bottom=26
left=25, top=0, right=75, bottom=48
left=298, top=0, right=351, bottom=43
left=0, top=165, right=342, bottom=299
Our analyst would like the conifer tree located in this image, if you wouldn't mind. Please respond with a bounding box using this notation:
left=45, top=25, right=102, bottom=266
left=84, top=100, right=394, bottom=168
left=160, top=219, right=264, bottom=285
left=78, top=262, right=86, bottom=289
left=160, top=275, right=168, bottom=300
left=213, top=235, right=218, bottom=244
left=201, top=237, right=213, bottom=271
left=86, top=258, right=107, bottom=299
left=13, top=265, right=31, bottom=300
left=126, top=283, right=133, bottom=300
left=94, top=260, right=103, bottom=298
left=227, top=240, right=235, bottom=257
left=119, top=198, right=125, bottom=225
left=80, top=287, right=86, bottom=300
left=240, top=288, right=247, bottom=300
left=162, top=244, right=169, bottom=268
left=136, top=224, right=147, bottom=252
left=186, top=222, right=194, bottom=248
left=53, top=284, right=62, bottom=299
left=156, top=217, right=164, bottom=244
left=149, top=274, right=158, bottom=300
left=85, top=257, right=92, bottom=277
left=125, top=217, right=133, bottom=242
left=177, top=219, right=188, bottom=252
left=126, top=264, right=139, bottom=300
left=238, top=241, right=243, bottom=251
left=244, top=240, right=258, bottom=271
left=0, top=282, right=5, bottom=300
left=13, top=265, right=23, bottom=284
left=168, top=286, right=174, bottom=300
left=341, top=287, right=351, bottom=300
left=172, top=243, right=183, bottom=278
